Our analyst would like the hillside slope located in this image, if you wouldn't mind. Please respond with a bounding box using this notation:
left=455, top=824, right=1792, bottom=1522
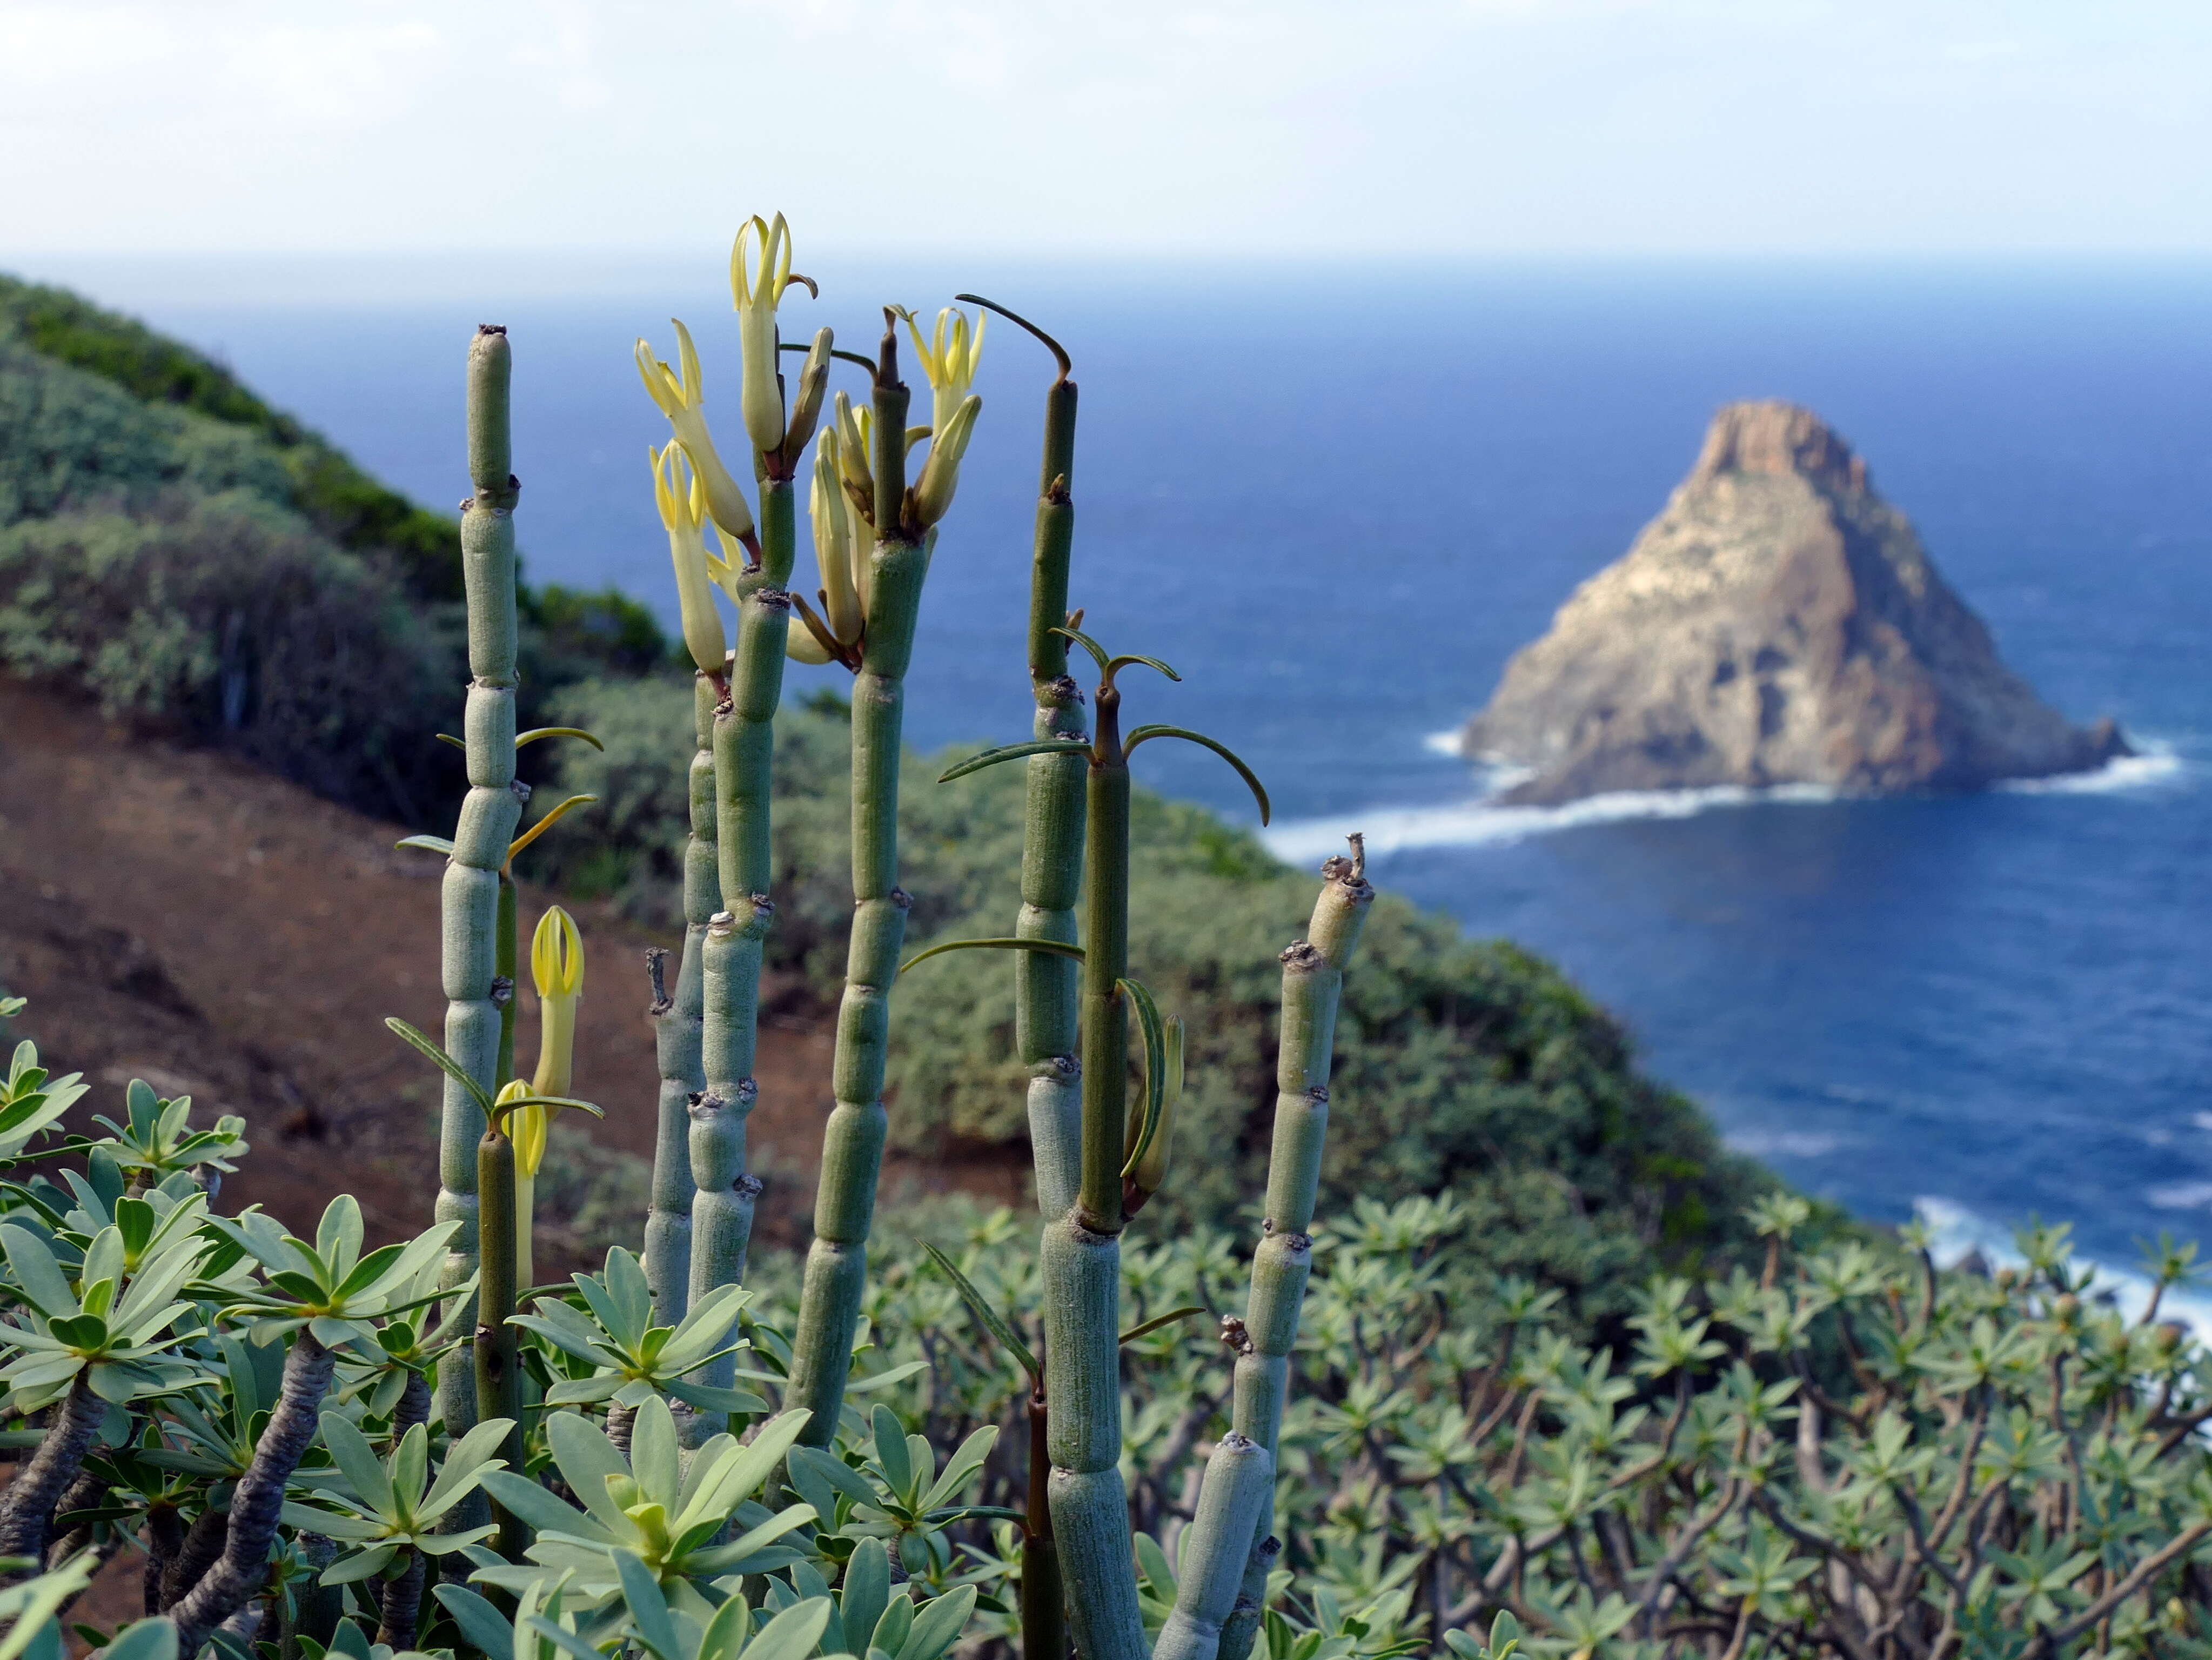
left=0, top=679, right=1018, bottom=1271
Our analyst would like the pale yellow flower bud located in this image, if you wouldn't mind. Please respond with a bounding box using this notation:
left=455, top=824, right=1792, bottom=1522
left=634, top=323, right=756, bottom=541
left=910, top=393, right=982, bottom=530
left=730, top=213, right=796, bottom=456
left=812, top=432, right=863, bottom=645
left=651, top=441, right=729, bottom=677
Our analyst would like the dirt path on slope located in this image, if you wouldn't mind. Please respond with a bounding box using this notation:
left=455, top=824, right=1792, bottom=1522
left=0, top=681, right=1027, bottom=1271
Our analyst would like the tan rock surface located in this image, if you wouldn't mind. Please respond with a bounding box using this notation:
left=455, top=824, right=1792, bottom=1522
left=1462, top=401, right=2127, bottom=805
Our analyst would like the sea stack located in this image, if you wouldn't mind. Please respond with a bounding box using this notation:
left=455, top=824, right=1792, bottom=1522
left=1460, top=400, right=2128, bottom=805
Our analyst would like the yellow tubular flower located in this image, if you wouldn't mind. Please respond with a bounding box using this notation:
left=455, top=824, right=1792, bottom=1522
left=910, top=392, right=983, bottom=530
left=497, top=1077, right=543, bottom=1294
left=902, top=305, right=986, bottom=434
left=529, top=904, right=584, bottom=1103
left=833, top=392, right=874, bottom=523
left=635, top=325, right=756, bottom=542
left=786, top=625, right=836, bottom=665
left=651, top=442, right=729, bottom=677
left=730, top=213, right=796, bottom=457
left=812, top=431, right=862, bottom=643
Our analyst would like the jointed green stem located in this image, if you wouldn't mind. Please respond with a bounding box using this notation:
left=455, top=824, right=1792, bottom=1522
left=1040, top=675, right=1149, bottom=1660
left=436, top=327, right=524, bottom=1441
left=783, top=521, right=931, bottom=1446
left=1019, top=369, right=1086, bottom=1223
left=644, top=673, right=720, bottom=1322
left=495, top=875, right=518, bottom=1087
left=687, top=481, right=795, bottom=1440
left=1193, top=845, right=1375, bottom=1660
left=475, top=1128, right=524, bottom=1559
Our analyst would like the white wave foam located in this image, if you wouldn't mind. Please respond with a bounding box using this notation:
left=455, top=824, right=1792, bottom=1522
left=1263, top=781, right=1838, bottom=865
left=1916, top=1196, right=2212, bottom=1339
left=1422, top=729, right=1464, bottom=757
left=1994, top=742, right=2186, bottom=795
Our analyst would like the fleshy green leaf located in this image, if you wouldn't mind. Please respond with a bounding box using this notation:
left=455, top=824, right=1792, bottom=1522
left=937, top=740, right=1092, bottom=785
left=1121, top=725, right=1271, bottom=824
left=920, top=1243, right=1038, bottom=1380
left=899, top=937, right=1084, bottom=978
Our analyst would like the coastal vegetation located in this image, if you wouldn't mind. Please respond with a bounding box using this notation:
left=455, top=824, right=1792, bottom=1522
left=2, top=257, right=2208, bottom=1660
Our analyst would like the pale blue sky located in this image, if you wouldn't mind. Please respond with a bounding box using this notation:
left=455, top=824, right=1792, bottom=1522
left=3, top=1, right=2209, bottom=258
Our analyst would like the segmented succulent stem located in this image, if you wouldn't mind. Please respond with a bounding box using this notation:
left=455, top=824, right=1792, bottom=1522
left=1020, top=372, right=1085, bottom=1220
left=1155, top=1434, right=1274, bottom=1660
left=686, top=482, right=795, bottom=1440
left=1043, top=687, right=1147, bottom=1660
left=1196, top=846, right=1375, bottom=1660
left=644, top=673, right=720, bottom=1322
left=494, top=874, right=518, bottom=1086
left=474, top=1127, right=525, bottom=1558
left=435, top=327, right=524, bottom=1439
left=785, top=357, right=930, bottom=1443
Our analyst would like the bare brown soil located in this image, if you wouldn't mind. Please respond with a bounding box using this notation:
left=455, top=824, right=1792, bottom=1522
left=0, top=680, right=1028, bottom=1264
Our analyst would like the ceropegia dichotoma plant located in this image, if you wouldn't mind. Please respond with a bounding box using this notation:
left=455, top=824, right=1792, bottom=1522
left=635, top=216, right=832, bottom=1395
left=779, top=299, right=986, bottom=1454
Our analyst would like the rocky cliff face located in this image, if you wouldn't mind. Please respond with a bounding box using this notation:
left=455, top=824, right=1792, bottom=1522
left=1460, top=401, right=2128, bottom=805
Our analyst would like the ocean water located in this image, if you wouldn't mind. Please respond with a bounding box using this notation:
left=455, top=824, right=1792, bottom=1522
left=47, top=255, right=2212, bottom=1293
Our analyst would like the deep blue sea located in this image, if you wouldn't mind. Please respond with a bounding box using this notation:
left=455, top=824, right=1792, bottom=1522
left=41, top=255, right=2212, bottom=1310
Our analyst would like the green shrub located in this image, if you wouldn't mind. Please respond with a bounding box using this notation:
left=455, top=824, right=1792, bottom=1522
left=532, top=678, right=1782, bottom=1326
left=0, top=275, right=464, bottom=600
left=0, top=340, right=297, bottom=524
left=0, top=492, right=462, bottom=818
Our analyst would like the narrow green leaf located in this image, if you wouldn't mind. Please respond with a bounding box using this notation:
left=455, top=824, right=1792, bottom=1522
left=1121, top=725, right=1271, bottom=824
left=434, top=733, right=465, bottom=751
left=487, top=1094, right=604, bottom=1133
left=1120, top=1305, right=1207, bottom=1346
left=898, top=938, right=1084, bottom=978
left=506, top=795, right=598, bottom=862
left=843, top=1359, right=929, bottom=1394
left=1049, top=625, right=1111, bottom=676
left=937, top=740, right=1091, bottom=784
left=514, top=727, right=605, bottom=752
left=1105, top=652, right=1181, bottom=685
left=382, top=1019, right=492, bottom=1116
left=393, top=835, right=454, bottom=856
left=1118, top=977, right=1167, bottom=1179
left=920, top=1242, right=1038, bottom=1380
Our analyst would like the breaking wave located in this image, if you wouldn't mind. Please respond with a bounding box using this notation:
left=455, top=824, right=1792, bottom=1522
left=1263, top=781, right=1839, bottom=865
left=1264, top=736, right=2192, bottom=866
left=1994, top=742, right=2185, bottom=794
left=1916, top=1196, right=2212, bottom=1340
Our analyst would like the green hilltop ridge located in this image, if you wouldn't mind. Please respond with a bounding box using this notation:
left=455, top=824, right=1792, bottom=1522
left=0, top=275, right=1805, bottom=1319
left=0, top=272, right=665, bottom=817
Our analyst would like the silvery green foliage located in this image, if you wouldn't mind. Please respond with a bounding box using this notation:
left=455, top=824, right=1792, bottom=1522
left=0, top=1040, right=83, bottom=1161
left=472, top=1398, right=818, bottom=1626
left=279, top=1415, right=514, bottom=1583
left=0, top=1199, right=209, bottom=1410
left=91, top=1080, right=247, bottom=1189
left=786, top=1404, right=1010, bottom=1581
left=789, top=1195, right=2212, bottom=1660
left=510, top=1246, right=764, bottom=1416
